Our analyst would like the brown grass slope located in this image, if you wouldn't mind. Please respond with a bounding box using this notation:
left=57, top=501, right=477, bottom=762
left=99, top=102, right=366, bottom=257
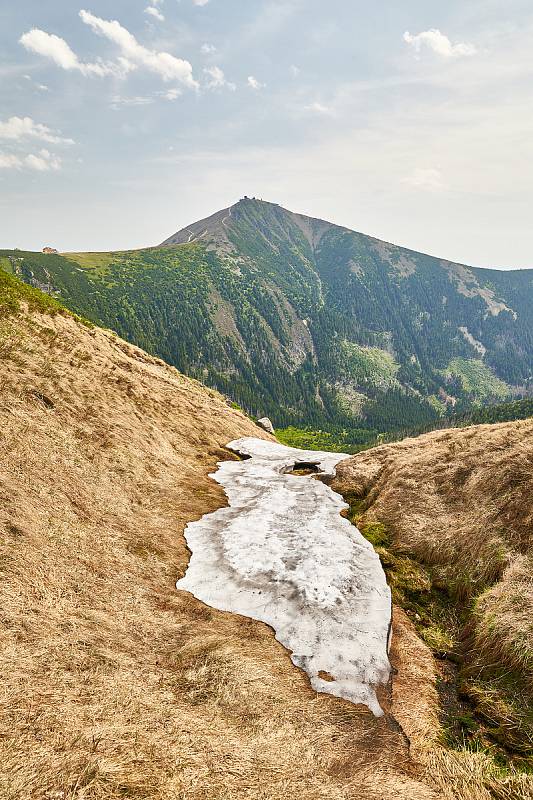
left=333, top=420, right=533, bottom=796
left=0, top=303, right=443, bottom=800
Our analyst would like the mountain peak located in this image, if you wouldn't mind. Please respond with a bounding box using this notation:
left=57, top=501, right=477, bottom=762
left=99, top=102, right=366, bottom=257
left=5, top=203, right=531, bottom=438
left=159, top=197, right=285, bottom=248
left=159, top=197, right=338, bottom=250
left=159, top=203, right=234, bottom=248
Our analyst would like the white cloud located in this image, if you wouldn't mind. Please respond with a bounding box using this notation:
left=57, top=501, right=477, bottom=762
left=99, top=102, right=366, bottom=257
left=111, top=88, right=183, bottom=107
left=0, top=117, right=68, bottom=174
left=404, top=29, right=477, bottom=59
left=0, top=148, right=61, bottom=171
left=162, top=88, right=181, bottom=100
left=20, top=28, right=81, bottom=70
left=145, top=6, right=165, bottom=21
left=290, top=64, right=301, bottom=77
left=23, top=74, right=49, bottom=91
left=0, top=153, right=22, bottom=169
left=21, top=13, right=197, bottom=88
left=25, top=149, right=62, bottom=171
left=403, top=167, right=446, bottom=190
left=247, top=75, right=264, bottom=90
left=204, top=66, right=235, bottom=91
left=304, top=102, right=331, bottom=115
left=201, top=43, right=216, bottom=54
left=193, top=0, right=210, bottom=6
left=0, top=116, right=74, bottom=145
left=79, top=10, right=198, bottom=87
left=20, top=28, right=117, bottom=76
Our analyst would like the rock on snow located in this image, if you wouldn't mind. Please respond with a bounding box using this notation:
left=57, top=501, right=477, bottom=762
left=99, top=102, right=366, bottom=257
left=176, top=437, right=392, bottom=716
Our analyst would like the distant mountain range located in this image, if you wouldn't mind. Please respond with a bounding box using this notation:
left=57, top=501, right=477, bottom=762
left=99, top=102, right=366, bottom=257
left=2, top=198, right=532, bottom=434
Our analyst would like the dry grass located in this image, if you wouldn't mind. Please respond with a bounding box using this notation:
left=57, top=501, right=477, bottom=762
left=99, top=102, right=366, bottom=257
left=333, top=417, right=532, bottom=607
left=333, top=419, right=533, bottom=795
left=423, top=748, right=533, bottom=800
left=471, top=556, right=533, bottom=682
left=0, top=310, right=439, bottom=800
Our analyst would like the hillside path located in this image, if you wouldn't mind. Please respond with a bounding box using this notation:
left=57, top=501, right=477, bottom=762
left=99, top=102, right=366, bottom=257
left=177, top=437, right=392, bottom=715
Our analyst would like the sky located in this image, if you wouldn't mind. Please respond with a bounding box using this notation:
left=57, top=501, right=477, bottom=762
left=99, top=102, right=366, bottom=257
left=1, top=0, right=532, bottom=269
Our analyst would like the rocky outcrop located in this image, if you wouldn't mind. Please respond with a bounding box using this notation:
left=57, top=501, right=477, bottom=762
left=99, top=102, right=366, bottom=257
left=257, top=416, right=275, bottom=434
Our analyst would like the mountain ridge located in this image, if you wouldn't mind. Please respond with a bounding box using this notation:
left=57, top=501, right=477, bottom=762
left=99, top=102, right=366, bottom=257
left=159, top=200, right=345, bottom=255
left=3, top=197, right=532, bottom=435
left=159, top=197, right=531, bottom=272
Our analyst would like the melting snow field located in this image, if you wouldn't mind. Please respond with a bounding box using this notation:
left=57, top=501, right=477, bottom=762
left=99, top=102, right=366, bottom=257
left=176, top=437, right=392, bottom=716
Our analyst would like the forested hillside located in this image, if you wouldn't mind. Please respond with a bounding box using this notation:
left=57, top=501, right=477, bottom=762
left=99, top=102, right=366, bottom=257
left=452, top=396, right=533, bottom=425
left=277, top=397, right=533, bottom=454
left=3, top=198, right=532, bottom=434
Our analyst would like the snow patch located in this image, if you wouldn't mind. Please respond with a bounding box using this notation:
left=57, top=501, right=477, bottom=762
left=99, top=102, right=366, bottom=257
left=177, top=437, right=392, bottom=716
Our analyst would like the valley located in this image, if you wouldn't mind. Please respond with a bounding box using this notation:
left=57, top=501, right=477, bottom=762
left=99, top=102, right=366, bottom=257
left=2, top=199, right=532, bottom=448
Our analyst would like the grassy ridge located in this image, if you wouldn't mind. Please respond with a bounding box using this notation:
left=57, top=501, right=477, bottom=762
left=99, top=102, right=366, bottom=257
left=0, top=266, right=66, bottom=319
left=333, top=420, right=533, bottom=783
left=349, top=502, right=533, bottom=771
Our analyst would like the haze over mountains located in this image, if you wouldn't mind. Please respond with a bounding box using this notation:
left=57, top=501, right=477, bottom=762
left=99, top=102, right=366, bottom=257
left=2, top=198, right=532, bottom=436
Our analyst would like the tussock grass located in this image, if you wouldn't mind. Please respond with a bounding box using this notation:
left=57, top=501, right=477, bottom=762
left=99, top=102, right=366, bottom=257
left=333, top=419, right=533, bottom=792
left=471, top=556, right=533, bottom=682
left=0, top=320, right=26, bottom=360
left=424, top=747, right=533, bottom=800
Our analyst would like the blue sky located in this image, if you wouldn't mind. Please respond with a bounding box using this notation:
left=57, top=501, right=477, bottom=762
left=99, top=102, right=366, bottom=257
left=1, top=0, right=532, bottom=268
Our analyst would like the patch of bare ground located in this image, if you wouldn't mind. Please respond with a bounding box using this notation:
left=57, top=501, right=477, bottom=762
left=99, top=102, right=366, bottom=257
left=0, top=309, right=442, bottom=800
left=333, top=420, right=533, bottom=798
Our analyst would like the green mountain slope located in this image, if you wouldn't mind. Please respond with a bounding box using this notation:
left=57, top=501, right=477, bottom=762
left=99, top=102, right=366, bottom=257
left=3, top=198, right=532, bottom=432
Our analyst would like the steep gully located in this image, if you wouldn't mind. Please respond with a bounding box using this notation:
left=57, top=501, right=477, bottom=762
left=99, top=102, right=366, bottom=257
left=177, top=438, right=392, bottom=716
